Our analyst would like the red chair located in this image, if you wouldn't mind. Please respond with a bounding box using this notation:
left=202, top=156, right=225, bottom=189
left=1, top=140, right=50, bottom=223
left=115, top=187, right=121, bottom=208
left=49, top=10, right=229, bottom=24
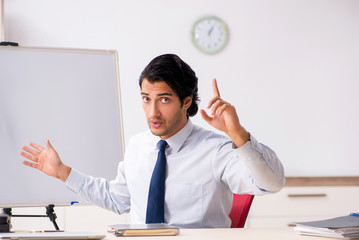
left=229, top=194, right=254, bottom=228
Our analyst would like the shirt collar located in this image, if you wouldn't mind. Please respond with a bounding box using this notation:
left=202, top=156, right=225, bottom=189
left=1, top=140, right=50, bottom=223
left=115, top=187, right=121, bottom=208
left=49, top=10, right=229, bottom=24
left=152, top=118, right=193, bottom=153
left=166, top=119, right=193, bottom=153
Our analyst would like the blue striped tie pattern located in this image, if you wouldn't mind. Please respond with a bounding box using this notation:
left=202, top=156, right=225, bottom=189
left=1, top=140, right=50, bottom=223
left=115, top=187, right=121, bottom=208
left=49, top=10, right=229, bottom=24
left=146, top=140, right=168, bottom=223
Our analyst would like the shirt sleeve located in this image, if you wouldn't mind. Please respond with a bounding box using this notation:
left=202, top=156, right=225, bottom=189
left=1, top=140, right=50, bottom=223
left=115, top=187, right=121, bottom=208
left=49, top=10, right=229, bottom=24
left=235, top=134, right=285, bottom=193
left=64, top=161, right=131, bottom=214
left=219, top=134, right=285, bottom=195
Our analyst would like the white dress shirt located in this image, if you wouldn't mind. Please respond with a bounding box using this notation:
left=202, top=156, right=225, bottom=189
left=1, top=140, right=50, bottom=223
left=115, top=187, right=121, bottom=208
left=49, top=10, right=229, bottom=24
left=65, top=119, right=285, bottom=228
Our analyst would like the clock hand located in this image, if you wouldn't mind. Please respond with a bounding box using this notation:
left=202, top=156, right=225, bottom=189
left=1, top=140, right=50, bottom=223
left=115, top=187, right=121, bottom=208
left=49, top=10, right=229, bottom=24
left=208, top=25, right=214, bottom=36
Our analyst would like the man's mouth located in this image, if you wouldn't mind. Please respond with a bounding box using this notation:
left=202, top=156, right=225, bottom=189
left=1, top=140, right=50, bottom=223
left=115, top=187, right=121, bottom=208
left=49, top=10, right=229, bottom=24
left=150, top=120, right=163, bottom=129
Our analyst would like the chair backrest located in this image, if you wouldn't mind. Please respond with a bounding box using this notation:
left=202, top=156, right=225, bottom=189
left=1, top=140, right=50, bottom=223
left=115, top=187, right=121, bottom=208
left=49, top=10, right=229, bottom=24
left=229, top=194, right=254, bottom=228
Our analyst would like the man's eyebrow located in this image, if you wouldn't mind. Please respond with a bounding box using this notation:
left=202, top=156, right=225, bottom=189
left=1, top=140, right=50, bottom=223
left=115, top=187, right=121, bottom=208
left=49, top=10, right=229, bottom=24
left=157, top=93, right=173, bottom=96
left=140, top=92, right=173, bottom=96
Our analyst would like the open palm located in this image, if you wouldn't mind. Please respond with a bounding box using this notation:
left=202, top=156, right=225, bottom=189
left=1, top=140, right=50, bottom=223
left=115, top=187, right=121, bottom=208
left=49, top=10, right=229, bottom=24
left=21, top=140, right=62, bottom=178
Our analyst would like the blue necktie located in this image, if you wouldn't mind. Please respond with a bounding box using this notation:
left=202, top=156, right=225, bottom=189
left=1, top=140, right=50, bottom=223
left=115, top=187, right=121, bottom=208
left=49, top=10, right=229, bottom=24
left=146, top=140, right=168, bottom=223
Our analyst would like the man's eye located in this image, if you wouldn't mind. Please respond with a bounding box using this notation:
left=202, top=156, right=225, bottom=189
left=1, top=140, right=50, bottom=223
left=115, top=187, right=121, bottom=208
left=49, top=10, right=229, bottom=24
left=161, top=98, right=169, bottom=103
left=142, top=97, right=150, bottom=103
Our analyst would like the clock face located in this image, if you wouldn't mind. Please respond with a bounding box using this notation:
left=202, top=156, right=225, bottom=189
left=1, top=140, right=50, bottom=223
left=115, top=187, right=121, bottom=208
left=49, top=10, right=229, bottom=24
left=191, top=16, right=229, bottom=54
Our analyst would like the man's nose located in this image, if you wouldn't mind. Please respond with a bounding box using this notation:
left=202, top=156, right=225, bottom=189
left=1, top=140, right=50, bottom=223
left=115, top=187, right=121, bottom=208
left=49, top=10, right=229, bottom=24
left=149, top=102, right=160, bottom=118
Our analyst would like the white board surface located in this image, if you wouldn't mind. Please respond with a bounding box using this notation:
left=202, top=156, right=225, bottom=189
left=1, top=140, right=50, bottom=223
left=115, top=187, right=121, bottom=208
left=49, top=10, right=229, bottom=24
left=0, top=47, right=124, bottom=207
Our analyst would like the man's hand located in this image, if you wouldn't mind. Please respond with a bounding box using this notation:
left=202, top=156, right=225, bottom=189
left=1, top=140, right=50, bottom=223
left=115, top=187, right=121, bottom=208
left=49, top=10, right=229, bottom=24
left=200, top=78, right=250, bottom=147
left=21, top=140, right=71, bottom=182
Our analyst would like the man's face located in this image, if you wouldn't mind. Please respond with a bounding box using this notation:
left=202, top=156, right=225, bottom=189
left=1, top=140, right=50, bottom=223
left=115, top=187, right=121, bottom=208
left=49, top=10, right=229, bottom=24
left=141, top=78, right=192, bottom=139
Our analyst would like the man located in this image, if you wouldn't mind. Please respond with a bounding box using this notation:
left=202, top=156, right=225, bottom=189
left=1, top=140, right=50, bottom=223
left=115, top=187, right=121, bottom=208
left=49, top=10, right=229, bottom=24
left=21, top=54, right=285, bottom=228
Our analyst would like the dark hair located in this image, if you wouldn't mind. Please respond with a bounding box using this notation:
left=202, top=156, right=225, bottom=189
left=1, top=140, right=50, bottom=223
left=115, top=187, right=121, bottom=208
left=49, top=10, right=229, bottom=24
left=139, top=54, right=199, bottom=117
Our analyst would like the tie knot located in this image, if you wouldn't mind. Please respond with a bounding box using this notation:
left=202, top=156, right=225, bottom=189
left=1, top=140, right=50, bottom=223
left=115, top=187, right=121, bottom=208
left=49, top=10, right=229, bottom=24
left=158, top=140, right=167, bottom=151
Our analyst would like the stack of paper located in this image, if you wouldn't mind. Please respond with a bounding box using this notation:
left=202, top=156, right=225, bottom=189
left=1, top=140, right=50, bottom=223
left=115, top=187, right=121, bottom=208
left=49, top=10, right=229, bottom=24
left=108, top=223, right=180, bottom=237
left=293, top=215, right=359, bottom=239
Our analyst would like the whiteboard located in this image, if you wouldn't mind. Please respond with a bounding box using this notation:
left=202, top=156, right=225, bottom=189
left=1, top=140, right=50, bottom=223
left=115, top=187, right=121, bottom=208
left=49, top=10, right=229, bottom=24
left=0, top=46, right=124, bottom=207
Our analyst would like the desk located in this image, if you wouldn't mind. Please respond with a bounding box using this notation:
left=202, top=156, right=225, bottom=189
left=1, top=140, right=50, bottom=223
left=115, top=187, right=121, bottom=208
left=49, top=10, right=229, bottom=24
left=104, top=227, right=323, bottom=240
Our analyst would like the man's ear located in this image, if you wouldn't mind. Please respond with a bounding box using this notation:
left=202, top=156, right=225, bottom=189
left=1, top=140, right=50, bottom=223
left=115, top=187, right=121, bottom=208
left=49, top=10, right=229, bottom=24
left=183, top=96, right=193, bottom=110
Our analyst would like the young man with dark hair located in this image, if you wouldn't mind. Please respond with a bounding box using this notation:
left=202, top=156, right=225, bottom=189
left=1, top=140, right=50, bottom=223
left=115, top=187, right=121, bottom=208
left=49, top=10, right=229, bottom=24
left=21, top=54, right=285, bottom=228
left=139, top=54, right=199, bottom=117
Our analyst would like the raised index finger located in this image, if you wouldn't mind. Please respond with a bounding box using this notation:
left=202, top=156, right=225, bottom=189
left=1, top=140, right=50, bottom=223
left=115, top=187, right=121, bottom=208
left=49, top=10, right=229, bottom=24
left=212, top=78, right=220, bottom=97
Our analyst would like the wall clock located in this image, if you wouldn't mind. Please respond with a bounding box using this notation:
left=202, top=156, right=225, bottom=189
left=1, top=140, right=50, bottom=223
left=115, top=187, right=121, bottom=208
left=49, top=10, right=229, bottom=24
left=191, top=16, right=229, bottom=54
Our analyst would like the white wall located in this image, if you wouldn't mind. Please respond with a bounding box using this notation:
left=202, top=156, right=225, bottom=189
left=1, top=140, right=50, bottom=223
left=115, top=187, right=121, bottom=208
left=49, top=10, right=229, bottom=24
left=3, top=0, right=359, bottom=230
left=4, top=0, right=359, bottom=176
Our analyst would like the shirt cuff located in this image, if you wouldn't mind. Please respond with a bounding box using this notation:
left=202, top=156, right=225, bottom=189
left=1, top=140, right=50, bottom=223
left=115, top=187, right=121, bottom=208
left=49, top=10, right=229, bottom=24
left=233, top=134, right=264, bottom=161
left=64, top=168, right=87, bottom=194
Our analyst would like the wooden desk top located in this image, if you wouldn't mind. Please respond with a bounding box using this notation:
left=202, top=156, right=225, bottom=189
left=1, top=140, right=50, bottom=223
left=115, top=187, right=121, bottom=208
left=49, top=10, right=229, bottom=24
left=104, top=227, right=325, bottom=240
